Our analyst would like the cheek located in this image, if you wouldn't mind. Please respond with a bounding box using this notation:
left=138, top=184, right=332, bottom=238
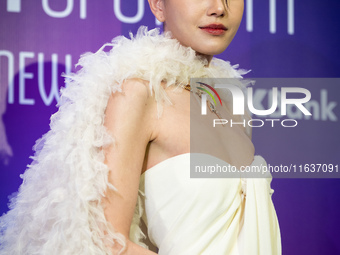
left=229, top=1, right=244, bottom=24
left=164, top=11, right=187, bottom=34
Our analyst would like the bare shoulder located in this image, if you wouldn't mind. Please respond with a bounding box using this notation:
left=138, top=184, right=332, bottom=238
left=104, top=78, right=158, bottom=142
left=106, top=78, right=153, bottom=114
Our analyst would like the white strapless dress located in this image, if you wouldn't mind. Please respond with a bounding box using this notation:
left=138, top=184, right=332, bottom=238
left=139, top=153, right=281, bottom=255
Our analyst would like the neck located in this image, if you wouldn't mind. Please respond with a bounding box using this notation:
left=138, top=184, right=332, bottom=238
left=196, top=52, right=213, bottom=67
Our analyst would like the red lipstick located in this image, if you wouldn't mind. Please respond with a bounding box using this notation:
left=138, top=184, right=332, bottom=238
left=199, top=24, right=228, bottom=35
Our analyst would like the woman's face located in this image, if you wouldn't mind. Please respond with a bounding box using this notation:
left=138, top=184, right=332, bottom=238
left=149, top=0, right=244, bottom=60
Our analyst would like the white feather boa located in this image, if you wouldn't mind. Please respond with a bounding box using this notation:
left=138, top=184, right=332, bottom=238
left=0, top=26, right=250, bottom=254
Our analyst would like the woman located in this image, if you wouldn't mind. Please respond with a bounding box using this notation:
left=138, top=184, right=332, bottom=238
left=0, top=0, right=281, bottom=254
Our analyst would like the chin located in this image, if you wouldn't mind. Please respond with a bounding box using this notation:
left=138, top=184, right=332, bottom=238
left=195, top=46, right=228, bottom=57
left=196, top=40, right=231, bottom=55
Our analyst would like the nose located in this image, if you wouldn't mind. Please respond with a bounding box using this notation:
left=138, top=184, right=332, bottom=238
left=207, top=0, right=227, bottom=17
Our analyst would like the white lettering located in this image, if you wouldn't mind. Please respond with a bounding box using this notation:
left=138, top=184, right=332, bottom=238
left=248, top=87, right=278, bottom=115
left=113, top=0, right=144, bottom=24
left=213, top=119, right=228, bottom=127
left=216, top=83, right=245, bottom=115
left=4, top=0, right=295, bottom=30
left=7, top=0, right=21, bottom=12
left=214, top=85, right=311, bottom=117
left=38, top=53, right=60, bottom=105
left=230, top=119, right=246, bottom=127
left=246, top=0, right=253, bottom=32
left=246, top=0, right=295, bottom=34
left=268, top=89, right=282, bottom=118
left=269, top=0, right=276, bottom=34
left=265, top=119, right=280, bottom=127
left=288, top=0, right=295, bottom=35
left=3, top=50, right=73, bottom=105
left=80, top=0, right=87, bottom=19
left=19, top=52, right=35, bottom=105
left=248, top=119, right=264, bottom=127
left=213, top=118, right=298, bottom=127
left=281, top=119, right=298, bottom=127
left=286, top=103, right=303, bottom=119
left=0, top=51, right=14, bottom=104
left=201, top=93, right=207, bottom=115
left=42, top=0, right=74, bottom=18
left=281, top=87, right=311, bottom=116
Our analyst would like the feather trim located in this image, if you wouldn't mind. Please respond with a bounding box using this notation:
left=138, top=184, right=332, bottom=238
left=0, top=26, right=249, bottom=254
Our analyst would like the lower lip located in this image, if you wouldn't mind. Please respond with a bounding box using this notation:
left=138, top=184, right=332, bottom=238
left=200, top=28, right=227, bottom=35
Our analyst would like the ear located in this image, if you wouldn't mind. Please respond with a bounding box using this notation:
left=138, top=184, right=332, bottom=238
left=148, top=0, right=165, bottom=22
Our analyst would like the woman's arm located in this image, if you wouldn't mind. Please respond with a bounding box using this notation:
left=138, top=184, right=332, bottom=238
left=101, top=79, right=157, bottom=255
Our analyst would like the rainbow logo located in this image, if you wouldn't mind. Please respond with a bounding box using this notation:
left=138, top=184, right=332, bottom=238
left=196, top=82, right=223, bottom=107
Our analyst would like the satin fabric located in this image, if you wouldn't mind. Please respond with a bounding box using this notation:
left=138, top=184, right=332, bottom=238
left=139, top=153, right=281, bottom=255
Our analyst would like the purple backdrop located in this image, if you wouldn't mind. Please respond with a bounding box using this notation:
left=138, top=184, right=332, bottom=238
left=1, top=1, right=339, bottom=254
